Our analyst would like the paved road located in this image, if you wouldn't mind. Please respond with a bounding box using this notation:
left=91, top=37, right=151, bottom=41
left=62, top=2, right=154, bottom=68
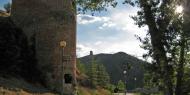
left=126, top=93, right=134, bottom=95
left=113, top=93, right=134, bottom=95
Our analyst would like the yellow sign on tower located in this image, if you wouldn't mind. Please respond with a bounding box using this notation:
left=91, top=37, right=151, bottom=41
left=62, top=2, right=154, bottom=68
left=60, top=41, right=67, bottom=48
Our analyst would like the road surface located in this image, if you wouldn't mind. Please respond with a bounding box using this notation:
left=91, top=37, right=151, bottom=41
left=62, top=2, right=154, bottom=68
left=113, top=93, right=134, bottom=95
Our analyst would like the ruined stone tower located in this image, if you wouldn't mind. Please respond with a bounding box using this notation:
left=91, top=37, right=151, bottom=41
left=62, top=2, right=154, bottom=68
left=11, top=0, right=76, bottom=94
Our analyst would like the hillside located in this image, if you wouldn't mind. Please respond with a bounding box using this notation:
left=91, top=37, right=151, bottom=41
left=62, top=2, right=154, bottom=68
left=79, top=52, right=147, bottom=90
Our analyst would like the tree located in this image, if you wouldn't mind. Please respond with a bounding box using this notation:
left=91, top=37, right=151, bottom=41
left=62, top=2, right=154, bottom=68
left=76, top=0, right=117, bottom=13
left=136, top=1, right=177, bottom=95
left=77, top=59, right=86, bottom=74
left=175, top=1, right=190, bottom=94
left=131, top=1, right=188, bottom=95
left=97, top=64, right=110, bottom=88
left=117, top=80, right=125, bottom=92
left=86, top=57, right=110, bottom=88
left=182, top=57, right=190, bottom=94
left=4, top=2, right=11, bottom=13
left=106, top=84, right=116, bottom=93
left=87, top=58, right=98, bottom=87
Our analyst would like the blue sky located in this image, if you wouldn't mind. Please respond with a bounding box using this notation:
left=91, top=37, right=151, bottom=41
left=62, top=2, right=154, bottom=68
left=0, top=0, right=148, bottom=59
left=0, top=0, right=10, bottom=10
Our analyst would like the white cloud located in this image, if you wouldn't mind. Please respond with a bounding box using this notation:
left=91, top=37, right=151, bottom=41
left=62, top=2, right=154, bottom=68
left=101, top=21, right=116, bottom=28
left=77, top=14, right=110, bottom=25
left=98, top=27, right=104, bottom=30
left=110, top=9, right=148, bottom=37
left=78, top=14, right=117, bottom=30
left=98, top=23, right=116, bottom=30
left=77, top=44, right=94, bottom=57
left=94, top=41, right=103, bottom=45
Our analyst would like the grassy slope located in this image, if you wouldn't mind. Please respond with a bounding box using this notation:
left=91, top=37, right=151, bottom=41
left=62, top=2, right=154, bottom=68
left=0, top=88, right=56, bottom=95
left=0, top=76, right=57, bottom=95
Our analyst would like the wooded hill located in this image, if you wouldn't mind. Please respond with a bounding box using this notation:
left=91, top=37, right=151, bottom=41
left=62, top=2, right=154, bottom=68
left=79, top=52, right=147, bottom=90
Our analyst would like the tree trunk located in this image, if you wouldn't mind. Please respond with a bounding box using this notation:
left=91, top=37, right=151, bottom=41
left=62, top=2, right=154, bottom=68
left=175, top=34, right=185, bottom=95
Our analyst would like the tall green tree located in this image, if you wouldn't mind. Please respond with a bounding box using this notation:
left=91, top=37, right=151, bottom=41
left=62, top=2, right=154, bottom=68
left=182, top=54, right=190, bottom=94
left=97, top=64, right=110, bottom=88
left=87, top=58, right=110, bottom=88
left=176, top=1, right=190, bottom=94
left=87, top=58, right=98, bottom=87
left=131, top=1, right=188, bottom=95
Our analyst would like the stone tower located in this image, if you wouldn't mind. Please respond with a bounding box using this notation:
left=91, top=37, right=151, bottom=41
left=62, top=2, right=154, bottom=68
left=11, top=0, right=76, bottom=94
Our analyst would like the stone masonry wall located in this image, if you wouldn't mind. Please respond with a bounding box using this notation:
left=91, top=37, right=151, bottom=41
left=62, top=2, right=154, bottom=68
left=11, top=0, right=76, bottom=94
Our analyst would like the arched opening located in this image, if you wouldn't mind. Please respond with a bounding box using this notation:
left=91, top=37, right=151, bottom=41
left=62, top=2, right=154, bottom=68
left=64, top=74, right=73, bottom=84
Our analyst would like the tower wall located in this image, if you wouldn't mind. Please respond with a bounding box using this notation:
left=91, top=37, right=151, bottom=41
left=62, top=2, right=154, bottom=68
left=11, top=0, right=76, bottom=94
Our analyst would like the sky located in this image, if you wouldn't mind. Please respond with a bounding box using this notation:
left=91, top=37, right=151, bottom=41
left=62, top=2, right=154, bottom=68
left=0, top=0, right=148, bottom=59
left=77, top=1, right=148, bottom=58
left=0, top=0, right=10, bottom=10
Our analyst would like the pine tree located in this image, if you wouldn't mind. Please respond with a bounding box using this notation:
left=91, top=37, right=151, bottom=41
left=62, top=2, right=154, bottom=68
left=87, top=57, right=110, bottom=88
left=87, top=58, right=98, bottom=87
left=97, top=64, right=110, bottom=88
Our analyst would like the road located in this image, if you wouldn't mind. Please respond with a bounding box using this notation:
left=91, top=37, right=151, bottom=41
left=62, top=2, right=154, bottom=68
left=126, top=93, right=134, bottom=95
left=113, top=93, right=134, bottom=95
